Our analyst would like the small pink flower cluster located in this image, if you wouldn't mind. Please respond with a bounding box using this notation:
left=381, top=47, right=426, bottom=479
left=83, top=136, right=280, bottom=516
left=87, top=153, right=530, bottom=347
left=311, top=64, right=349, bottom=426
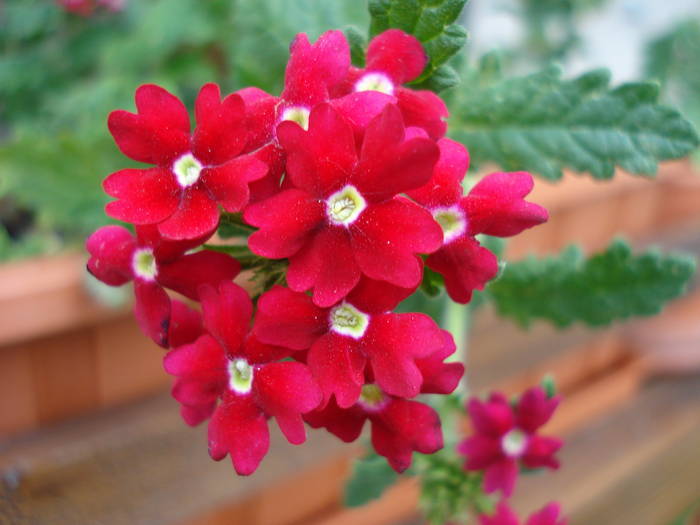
left=459, top=386, right=566, bottom=524
left=87, top=29, right=547, bottom=475
left=56, top=0, right=124, bottom=16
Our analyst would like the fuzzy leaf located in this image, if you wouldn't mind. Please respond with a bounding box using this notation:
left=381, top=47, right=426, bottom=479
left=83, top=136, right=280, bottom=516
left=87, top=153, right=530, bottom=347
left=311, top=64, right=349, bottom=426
left=345, top=453, right=399, bottom=507
left=450, top=65, right=700, bottom=180
left=488, top=240, right=696, bottom=328
left=368, top=0, right=468, bottom=89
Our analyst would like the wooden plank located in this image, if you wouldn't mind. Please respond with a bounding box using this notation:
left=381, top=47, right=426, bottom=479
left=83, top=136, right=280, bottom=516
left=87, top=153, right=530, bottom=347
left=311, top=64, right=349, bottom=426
left=0, top=346, right=37, bottom=436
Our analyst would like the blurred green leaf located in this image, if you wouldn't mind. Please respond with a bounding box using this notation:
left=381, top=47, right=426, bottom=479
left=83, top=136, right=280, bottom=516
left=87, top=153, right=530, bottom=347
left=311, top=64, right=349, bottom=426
left=451, top=65, right=700, bottom=180
left=488, top=240, right=696, bottom=328
left=345, top=453, right=398, bottom=507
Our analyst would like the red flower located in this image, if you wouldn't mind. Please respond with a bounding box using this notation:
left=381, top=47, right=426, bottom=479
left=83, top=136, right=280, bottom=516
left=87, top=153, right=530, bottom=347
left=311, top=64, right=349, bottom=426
left=480, top=501, right=567, bottom=525
left=86, top=224, right=239, bottom=346
left=105, top=83, right=268, bottom=239
left=408, top=138, right=548, bottom=303
left=253, top=278, right=451, bottom=407
left=458, top=386, right=562, bottom=496
left=305, top=335, right=462, bottom=472
left=245, top=102, right=443, bottom=306
left=163, top=281, right=322, bottom=475
left=237, top=31, right=395, bottom=203
left=330, top=29, right=449, bottom=140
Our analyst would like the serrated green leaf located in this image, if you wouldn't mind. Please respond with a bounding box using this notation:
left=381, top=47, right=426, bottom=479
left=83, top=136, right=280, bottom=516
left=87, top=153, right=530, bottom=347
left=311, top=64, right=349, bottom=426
left=488, top=240, right=696, bottom=328
left=451, top=65, right=700, bottom=180
left=368, top=0, right=468, bottom=89
left=344, top=453, right=398, bottom=507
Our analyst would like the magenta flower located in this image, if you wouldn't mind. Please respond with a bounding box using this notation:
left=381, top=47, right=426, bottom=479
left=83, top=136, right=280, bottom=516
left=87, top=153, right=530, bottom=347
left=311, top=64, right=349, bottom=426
left=252, top=277, right=449, bottom=406
left=408, top=138, right=548, bottom=303
left=245, top=102, right=443, bottom=306
left=86, top=224, right=240, bottom=346
left=458, top=386, right=562, bottom=496
left=105, top=83, right=268, bottom=240
left=163, top=281, right=322, bottom=475
left=480, top=501, right=567, bottom=525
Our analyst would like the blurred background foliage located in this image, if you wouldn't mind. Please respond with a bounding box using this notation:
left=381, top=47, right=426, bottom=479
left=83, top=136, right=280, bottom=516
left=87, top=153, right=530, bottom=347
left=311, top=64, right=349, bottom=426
left=1, top=0, right=699, bottom=261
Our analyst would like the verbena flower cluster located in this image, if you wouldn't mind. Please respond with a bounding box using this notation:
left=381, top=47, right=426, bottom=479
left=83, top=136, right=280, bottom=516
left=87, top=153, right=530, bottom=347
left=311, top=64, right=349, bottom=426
left=462, top=386, right=566, bottom=524
left=87, top=29, right=547, bottom=476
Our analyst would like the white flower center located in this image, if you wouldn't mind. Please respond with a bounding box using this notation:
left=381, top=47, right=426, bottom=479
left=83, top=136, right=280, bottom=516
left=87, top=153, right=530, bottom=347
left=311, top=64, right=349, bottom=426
left=329, top=302, right=369, bottom=339
left=501, top=429, right=528, bottom=458
left=132, top=248, right=157, bottom=281
left=355, top=72, right=395, bottom=95
left=432, top=206, right=467, bottom=244
left=172, top=153, right=203, bottom=188
left=326, top=185, right=367, bottom=226
left=228, top=358, right=254, bottom=394
left=280, top=105, right=311, bottom=130
left=358, top=384, right=387, bottom=411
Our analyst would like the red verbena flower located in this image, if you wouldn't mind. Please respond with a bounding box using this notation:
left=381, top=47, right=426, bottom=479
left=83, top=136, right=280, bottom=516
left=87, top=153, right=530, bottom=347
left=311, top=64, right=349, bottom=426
left=86, top=225, right=240, bottom=346
left=408, top=138, right=548, bottom=303
left=305, top=334, right=463, bottom=472
left=253, top=277, right=452, bottom=407
left=480, top=501, right=567, bottom=525
left=245, top=102, right=443, bottom=306
left=105, top=83, right=268, bottom=240
left=458, top=386, right=562, bottom=496
left=331, top=29, right=449, bottom=140
left=163, top=281, right=322, bottom=475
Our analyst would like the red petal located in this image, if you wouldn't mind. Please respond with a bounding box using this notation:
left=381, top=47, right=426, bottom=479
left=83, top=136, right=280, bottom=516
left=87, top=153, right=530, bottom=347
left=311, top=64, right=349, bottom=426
left=361, top=312, right=444, bottom=399
left=163, top=334, right=227, bottom=379
left=192, top=84, right=247, bottom=165
left=287, top=226, right=361, bottom=308
left=304, top=398, right=367, bottom=442
left=407, top=138, right=468, bottom=207
left=136, top=224, right=214, bottom=262
left=484, top=458, right=519, bottom=496
left=133, top=279, right=171, bottom=347
left=282, top=30, right=350, bottom=106
left=467, top=395, right=514, bottom=438
left=157, top=186, right=220, bottom=240
left=427, top=237, right=499, bottom=304
left=202, top=155, right=268, bottom=212
left=199, top=281, right=252, bottom=356
left=307, top=333, right=366, bottom=408
left=180, top=402, right=216, bottom=427
left=157, top=250, right=240, bottom=301
left=253, top=361, right=323, bottom=444
left=86, top=225, right=135, bottom=285
left=522, top=435, right=563, bottom=470
left=346, top=276, right=416, bottom=314
left=516, top=386, right=560, bottom=433
left=331, top=91, right=396, bottom=140
left=243, top=335, right=295, bottom=364
left=254, top=286, right=328, bottom=351
left=465, top=172, right=548, bottom=237
left=247, top=144, right=285, bottom=203
left=480, top=502, right=520, bottom=525
left=108, top=84, right=190, bottom=165
left=237, top=88, right=278, bottom=152
left=396, top=88, right=448, bottom=140
left=526, top=503, right=565, bottom=525
left=208, top=393, right=269, bottom=475
left=416, top=331, right=465, bottom=394
left=352, top=198, right=442, bottom=288
left=366, top=29, right=426, bottom=84
left=371, top=399, right=442, bottom=473
left=277, top=103, right=357, bottom=196
left=458, top=435, right=503, bottom=470
left=168, top=300, right=204, bottom=348
left=245, top=189, right=324, bottom=259
left=171, top=377, right=222, bottom=407
left=103, top=168, right=179, bottom=225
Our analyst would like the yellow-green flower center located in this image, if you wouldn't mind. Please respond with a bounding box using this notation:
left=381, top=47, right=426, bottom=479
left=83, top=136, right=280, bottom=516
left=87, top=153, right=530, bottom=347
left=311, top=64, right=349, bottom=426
left=330, top=302, right=369, bottom=339
left=280, top=106, right=311, bottom=130
left=228, top=358, right=254, bottom=394
left=326, top=185, right=367, bottom=225
left=132, top=248, right=157, bottom=281
left=173, top=153, right=203, bottom=188
left=358, top=384, right=386, bottom=410
left=355, top=72, right=395, bottom=95
left=432, top=206, right=466, bottom=244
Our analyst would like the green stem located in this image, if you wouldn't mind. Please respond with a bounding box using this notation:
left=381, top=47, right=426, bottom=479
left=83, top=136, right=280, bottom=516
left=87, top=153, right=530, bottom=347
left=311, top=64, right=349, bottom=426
left=442, top=299, right=471, bottom=396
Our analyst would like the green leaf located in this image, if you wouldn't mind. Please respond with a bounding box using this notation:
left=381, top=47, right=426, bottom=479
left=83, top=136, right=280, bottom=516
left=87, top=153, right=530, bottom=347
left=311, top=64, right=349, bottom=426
left=344, top=25, right=367, bottom=67
left=488, top=240, right=696, bottom=328
left=368, top=0, right=468, bottom=89
left=344, top=453, right=398, bottom=507
left=450, top=65, right=700, bottom=180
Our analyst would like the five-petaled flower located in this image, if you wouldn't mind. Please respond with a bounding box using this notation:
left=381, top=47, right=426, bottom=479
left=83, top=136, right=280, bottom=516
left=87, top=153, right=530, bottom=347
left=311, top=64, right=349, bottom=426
left=458, top=386, right=563, bottom=496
